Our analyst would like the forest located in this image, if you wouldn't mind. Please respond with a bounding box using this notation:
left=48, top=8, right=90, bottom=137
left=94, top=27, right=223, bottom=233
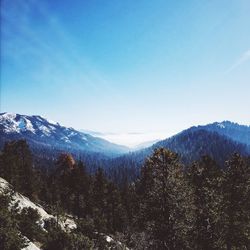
left=0, top=139, right=249, bottom=250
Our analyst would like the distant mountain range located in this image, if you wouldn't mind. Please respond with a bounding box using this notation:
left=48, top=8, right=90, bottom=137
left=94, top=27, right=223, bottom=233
left=0, top=113, right=249, bottom=170
left=152, top=127, right=249, bottom=166
left=190, top=121, right=250, bottom=146
left=0, top=113, right=130, bottom=157
left=109, top=121, right=250, bottom=174
left=80, top=129, right=160, bottom=149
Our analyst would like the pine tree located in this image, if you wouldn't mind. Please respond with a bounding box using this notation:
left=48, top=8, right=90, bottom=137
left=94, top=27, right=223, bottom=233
left=106, top=181, right=126, bottom=233
left=0, top=140, right=35, bottom=198
left=92, top=168, right=108, bottom=233
left=53, top=153, right=76, bottom=212
left=187, top=155, right=224, bottom=249
left=139, top=148, right=195, bottom=249
left=222, top=153, right=250, bottom=249
left=71, top=161, right=91, bottom=218
left=0, top=190, right=27, bottom=250
left=18, top=207, right=45, bottom=242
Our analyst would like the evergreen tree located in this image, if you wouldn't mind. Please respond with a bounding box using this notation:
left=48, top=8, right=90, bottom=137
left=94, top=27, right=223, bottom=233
left=0, top=190, right=27, bottom=250
left=222, top=153, right=250, bottom=249
left=53, top=153, right=76, bottom=211
left=92, top=168, right=108, bottom=233
left=106, top=181, right=126, bottom=233
left=139, top=148, right=195, bottom=249
left=18, top=207, right=45, bottom=242
left=43, top=224, right=73, bottom=250
left=0, top=140, right=35, bottom=198
left=187, top=155, right=224, bottom=249
left=71, top=161, right=91, bottom=218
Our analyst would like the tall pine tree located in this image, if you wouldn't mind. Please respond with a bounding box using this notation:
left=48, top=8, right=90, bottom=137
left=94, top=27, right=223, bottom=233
left=222, top=153, right=250, bottom=250
left=139, top=148, right=195, bottom=249
left=187, top=155, right=224, bottom=249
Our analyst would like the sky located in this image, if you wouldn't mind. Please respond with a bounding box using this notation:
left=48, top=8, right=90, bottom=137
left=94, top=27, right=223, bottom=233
left=1, top=0, right=250, bottom=146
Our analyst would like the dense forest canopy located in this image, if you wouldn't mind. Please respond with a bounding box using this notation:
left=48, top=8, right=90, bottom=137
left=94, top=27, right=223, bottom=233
left=0, top=139, right=249, bottom=249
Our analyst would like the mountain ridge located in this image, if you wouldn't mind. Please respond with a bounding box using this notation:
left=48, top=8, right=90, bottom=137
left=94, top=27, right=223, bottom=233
left=0, top=112, right=130, bottom=157
left=1, top=113, right=249, bottom=172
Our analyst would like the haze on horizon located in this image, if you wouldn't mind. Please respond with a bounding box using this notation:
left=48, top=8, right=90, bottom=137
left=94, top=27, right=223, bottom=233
left=1, top=0, right=250, bottom=146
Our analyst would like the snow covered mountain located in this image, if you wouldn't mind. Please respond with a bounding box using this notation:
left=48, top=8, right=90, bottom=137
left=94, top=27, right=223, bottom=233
left=0, top=113, right=130, bottom=156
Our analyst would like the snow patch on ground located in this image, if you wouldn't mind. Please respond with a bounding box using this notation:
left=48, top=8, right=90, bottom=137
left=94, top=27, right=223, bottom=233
left=48, top=119, right=59, bottom=126
left=103, top=234, right=130, bottom=249
left=61, top=136, right=71, bottom=143
left=105, top=235, right=112, bottom=243
left=0, top=113, right=35, bottom=134
left=24, top=118, right=36, bottom=133
left=217, top=123, right=226, bottom=129
left=81, top=134, right=87, bottom=141
left=0, top=112, right=17, bottom=121
left=68, top=131, right=77, bottom=137
left=0, top=113, right=20, bottom=133
left=37, top=124, right=51, bottom=136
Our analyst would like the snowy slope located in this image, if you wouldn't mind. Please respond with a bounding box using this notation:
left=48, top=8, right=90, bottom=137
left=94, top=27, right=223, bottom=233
left=0, top=112, right=130, bottom=156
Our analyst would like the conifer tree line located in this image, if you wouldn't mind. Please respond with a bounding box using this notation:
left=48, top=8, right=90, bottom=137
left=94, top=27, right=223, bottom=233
left=0, top=139, right=249, bottom=249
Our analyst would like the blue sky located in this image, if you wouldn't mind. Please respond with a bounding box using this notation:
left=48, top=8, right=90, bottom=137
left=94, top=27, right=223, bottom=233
left=1, top=0, right=250, bottom=145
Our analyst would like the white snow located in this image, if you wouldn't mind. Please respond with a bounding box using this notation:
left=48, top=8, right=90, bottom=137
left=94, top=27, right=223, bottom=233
left=81, top=135, right=87, bottom=141
left=36, top=116, right=44, bottom=122
left=103, top=234, right=130, bottom=249
left=48, top=125, right=56, bottom=130
left=24, top=118, right=36, bottom=133
left=48, top=119, right=59, bottom=126
left=37, top=123, right=51, bottom=136
left=0, top=113, right=35, bottom=134
left=0, top=112, right=17, bottom=121
left=68, top=131, right=77, bottom=137
left=217, top=123, right=225, bottom=129
left=0, top=113, right=20, bottom=133
left=106, top=235, right=112, bottom=243
left=61, top=136, right=71, bottom=143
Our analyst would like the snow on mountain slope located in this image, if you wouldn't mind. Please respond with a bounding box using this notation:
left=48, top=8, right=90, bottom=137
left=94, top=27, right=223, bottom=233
left=0, top=113, right=35, bottom=134
left=0, top=112, right=130, bottom=156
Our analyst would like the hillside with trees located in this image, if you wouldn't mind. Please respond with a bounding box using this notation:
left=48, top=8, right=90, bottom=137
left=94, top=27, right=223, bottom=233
left=0, top=139, right=249, bottom=249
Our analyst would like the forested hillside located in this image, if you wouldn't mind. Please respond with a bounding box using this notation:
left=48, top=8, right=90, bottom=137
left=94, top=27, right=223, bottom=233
left=0, top=140, right=249, bottom=249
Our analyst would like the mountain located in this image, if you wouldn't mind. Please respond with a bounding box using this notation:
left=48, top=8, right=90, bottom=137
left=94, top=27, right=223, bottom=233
left=1, top=113, right=249, bottom=173
left=133, top=139, right=160, bottom=150
left=191, top=121, right=250, bottom=146
left=152, top=128, right=249, bottom=166
left=0, top=113, right=130, bottom=157
left=108, top=122, right=250, bottom=177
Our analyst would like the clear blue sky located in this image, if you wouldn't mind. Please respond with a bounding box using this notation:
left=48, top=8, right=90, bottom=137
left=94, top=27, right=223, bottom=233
left=1, top=0, right=250, bottom=138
